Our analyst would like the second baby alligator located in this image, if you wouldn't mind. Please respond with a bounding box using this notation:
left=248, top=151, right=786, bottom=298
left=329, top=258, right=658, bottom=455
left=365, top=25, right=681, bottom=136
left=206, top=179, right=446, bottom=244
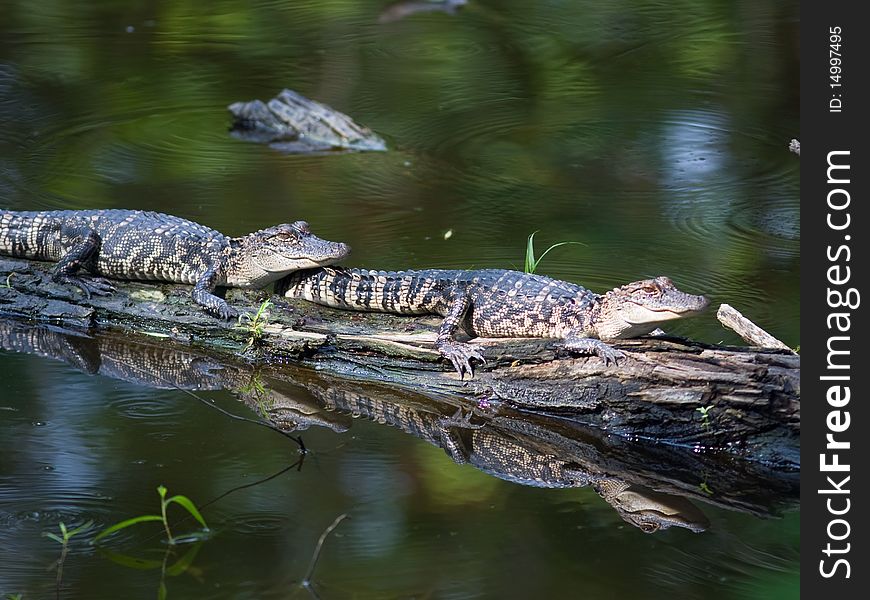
left=0, top=209, right=350, bottom=319
left=279, top=267, right=709, bottom=377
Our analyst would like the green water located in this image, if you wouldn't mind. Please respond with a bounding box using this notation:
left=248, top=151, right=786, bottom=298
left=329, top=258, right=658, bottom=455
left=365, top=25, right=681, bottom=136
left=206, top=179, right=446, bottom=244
left=1, top=0, right=799, bottom=598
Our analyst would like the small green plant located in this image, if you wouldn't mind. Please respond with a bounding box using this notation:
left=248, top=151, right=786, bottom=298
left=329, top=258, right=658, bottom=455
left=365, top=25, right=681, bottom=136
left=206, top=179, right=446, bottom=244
left=43, top=521, right=93, bottom=591
left=696, top=405, right=713, bottom=429
left=699, top=481, right=714, bottom=496
left=524, top=231, right=584, bottom=274
left=93, top=485, right=208, bottom=546
left=237, top=299, right=273, bottom=353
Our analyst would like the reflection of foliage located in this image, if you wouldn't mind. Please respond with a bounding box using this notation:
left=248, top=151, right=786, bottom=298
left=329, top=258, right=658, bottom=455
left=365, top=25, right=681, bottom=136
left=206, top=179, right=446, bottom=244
left=413, top=443, right=501, bottom=504
left=97, top=543, right=203, bottom=600
left=238, top=371, right=273, bottom=418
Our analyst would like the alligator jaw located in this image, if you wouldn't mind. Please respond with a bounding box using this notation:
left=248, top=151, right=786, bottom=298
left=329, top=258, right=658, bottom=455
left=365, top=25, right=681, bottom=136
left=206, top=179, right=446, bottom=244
left=595, top=276, right=709, bottom=340
left=227, top=224, right=351, bottom=288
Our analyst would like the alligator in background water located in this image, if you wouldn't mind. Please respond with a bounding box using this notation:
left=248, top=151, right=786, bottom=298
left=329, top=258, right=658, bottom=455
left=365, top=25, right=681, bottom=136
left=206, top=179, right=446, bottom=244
left=280, top=267, right=709, bottom=377
left=228, top=89, right=387, bottom=154
left=0, top=209, right=350, bottom=319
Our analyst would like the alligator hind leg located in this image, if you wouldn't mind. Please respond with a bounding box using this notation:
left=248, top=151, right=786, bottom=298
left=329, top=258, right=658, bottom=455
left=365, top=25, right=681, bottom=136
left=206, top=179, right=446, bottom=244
left=562, top=331, right=625, bottom=365
left=52, top=225, right=115, bottom=299
left=193, top=266, right=239, bottom=320
left=435, top=292, right=485, bottom=379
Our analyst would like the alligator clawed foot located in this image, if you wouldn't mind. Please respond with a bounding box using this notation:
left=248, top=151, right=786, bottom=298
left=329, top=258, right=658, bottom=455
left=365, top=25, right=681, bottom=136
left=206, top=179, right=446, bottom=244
left=215, top=303, right=240, bottom=321
left=563, top=337, right=625, bottom=366
left=54, top=274, right=116, bottom=299
left=438, top=342, right=485, bottom=379
left=438, top=407, right=485, bottom=430
left=597, top=345, right=625, bottom=366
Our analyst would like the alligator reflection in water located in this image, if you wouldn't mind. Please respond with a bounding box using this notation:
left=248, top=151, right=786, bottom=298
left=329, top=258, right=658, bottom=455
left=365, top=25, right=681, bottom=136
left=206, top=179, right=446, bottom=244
left=0, top=320, right=797, bottom=533
left=306, top=382, right=710, bottom=533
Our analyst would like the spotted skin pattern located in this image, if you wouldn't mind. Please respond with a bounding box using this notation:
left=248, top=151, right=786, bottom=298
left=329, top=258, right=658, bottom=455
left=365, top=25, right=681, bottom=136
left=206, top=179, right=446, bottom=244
left=280, top=267, right=709, bottom=377
left=316, top=385, right=708, bottom=532
left=0, top=209, right=350, bottom=319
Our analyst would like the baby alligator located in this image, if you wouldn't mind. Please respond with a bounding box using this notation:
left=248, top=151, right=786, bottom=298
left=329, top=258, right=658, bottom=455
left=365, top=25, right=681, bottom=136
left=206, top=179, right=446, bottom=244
left=280, top=267, right=709, bottom=377
left=0, top=209, right=350, bottom=319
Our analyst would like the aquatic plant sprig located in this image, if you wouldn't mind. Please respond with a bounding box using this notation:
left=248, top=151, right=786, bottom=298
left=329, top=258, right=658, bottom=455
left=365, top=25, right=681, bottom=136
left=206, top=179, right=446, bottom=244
left=696, top=405, right=713, bottom=429
left=237, top=299, right=274, bottom=354
left=43, top=520, right=94, bottom=592
left=524, top=231, right=584, bottom=274
left=93, top=485, right=208, bottom=546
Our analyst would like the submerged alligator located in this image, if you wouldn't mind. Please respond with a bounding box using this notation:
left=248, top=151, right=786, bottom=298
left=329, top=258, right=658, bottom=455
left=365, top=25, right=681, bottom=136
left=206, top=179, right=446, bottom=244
left=280, top=267, right=709, bottom=377
left=228, top=89, right=387, bottom=154
left=0, top=209, right=349, bottom=319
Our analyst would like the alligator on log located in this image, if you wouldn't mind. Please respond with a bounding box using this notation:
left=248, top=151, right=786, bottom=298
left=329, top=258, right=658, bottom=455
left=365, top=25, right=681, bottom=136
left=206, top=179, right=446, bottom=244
left=0, top=256, right=799, bottom=467
left=0, top=320, right=798, bottom=533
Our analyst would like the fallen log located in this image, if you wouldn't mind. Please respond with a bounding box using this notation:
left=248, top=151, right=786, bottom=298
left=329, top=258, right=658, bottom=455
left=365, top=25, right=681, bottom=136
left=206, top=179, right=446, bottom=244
left=0, top=257, right=799, bottom=465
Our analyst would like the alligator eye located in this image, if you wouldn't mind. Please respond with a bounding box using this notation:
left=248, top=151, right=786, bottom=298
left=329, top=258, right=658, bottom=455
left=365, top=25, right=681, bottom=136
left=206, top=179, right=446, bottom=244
left=641, top=284, right=660, bottom=295
left=273, top=231, right=299, bottom=242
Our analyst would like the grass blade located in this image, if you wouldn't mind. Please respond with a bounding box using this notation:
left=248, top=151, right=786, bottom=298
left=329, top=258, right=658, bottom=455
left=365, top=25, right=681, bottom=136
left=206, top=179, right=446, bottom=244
left=42, top=532, right=64, bottom=544
left=166, top=495, right=208, bottom=530
left=534, top=241, right=584, bottom=267
left=93, top=515, right=164, bottom=544
left=524, top=231, right=539, bottom=273
left=67, top=520, right=95, bottom=538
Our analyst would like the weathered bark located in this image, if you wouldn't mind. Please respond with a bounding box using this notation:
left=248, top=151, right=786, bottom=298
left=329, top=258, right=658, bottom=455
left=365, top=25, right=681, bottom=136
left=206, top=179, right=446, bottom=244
left=0, top=257, right=799, bottom=465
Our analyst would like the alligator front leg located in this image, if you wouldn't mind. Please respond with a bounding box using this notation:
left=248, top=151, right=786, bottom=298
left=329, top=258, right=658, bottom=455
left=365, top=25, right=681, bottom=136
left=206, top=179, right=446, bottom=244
left=435, top=292, right=485, bottom=379
left=562, top=330, right=625, bottom=365
left=53, top=224, right=115, bottom=299
left=193, top=266, right=238, bottom=320
left=435, top=408, right=483, bottom=464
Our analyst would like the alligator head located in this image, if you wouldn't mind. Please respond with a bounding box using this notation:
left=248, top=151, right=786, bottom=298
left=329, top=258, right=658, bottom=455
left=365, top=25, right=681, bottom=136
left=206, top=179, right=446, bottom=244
left=228, top=220, right=350, bottom=288
left=594, top=276, right=709, bottom=340
left=594, top=479, right=710, bottom=533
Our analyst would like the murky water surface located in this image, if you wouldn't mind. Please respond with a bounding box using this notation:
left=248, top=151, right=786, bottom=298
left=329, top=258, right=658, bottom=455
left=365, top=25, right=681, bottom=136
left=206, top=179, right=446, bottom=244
left=1, top=0, right=798, bottom=598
